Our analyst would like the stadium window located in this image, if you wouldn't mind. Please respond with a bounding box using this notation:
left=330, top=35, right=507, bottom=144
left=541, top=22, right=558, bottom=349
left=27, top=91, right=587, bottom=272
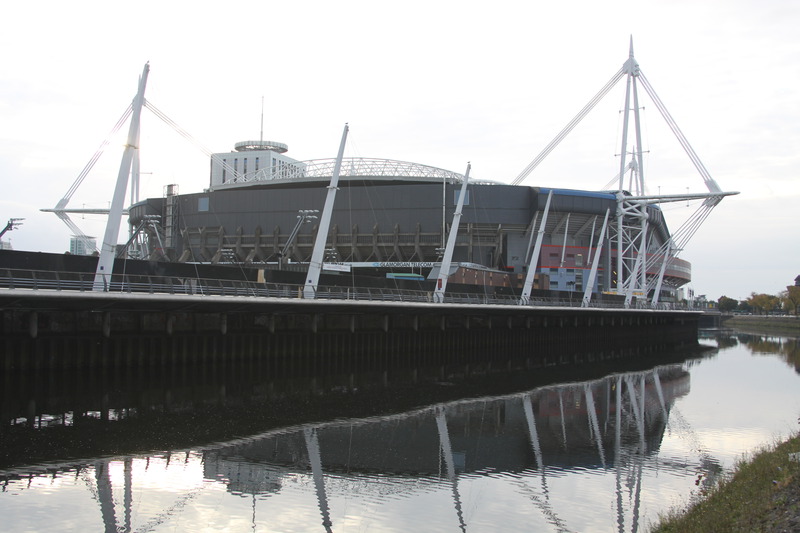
left=576, top=253, right=584, bottom=267
left=198, top=197, right=209, bottom=212
left=454, top=190, right=470, bottom=205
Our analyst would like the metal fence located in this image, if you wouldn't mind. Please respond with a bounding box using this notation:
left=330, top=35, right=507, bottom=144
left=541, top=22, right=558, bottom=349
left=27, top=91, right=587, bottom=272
left=0, top=268, right=682, bottom=310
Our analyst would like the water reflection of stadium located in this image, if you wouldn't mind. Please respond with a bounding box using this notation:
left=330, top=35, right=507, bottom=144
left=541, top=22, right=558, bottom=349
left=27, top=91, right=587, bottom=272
left=204, top=365, right=690, bottom=497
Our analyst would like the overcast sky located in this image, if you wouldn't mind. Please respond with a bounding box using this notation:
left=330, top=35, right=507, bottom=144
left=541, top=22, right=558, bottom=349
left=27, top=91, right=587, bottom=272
left=1, top=0, right=797, bottom=301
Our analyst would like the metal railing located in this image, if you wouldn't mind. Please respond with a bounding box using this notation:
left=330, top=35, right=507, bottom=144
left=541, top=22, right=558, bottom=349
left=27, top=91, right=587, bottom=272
left=0, top=268, right=684, bottom=310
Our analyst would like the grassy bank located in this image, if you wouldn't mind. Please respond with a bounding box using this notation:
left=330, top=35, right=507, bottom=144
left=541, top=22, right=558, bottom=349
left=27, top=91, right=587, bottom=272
left=652, top=433, right=800, bottom=532
left=722, top=315, right=800, bottom=335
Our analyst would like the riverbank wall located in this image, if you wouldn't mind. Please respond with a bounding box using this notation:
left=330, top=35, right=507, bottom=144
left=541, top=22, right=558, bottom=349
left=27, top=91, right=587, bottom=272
left=0, top=290, right=700, bottom=374
left=721, top=315, right=800, bottom=335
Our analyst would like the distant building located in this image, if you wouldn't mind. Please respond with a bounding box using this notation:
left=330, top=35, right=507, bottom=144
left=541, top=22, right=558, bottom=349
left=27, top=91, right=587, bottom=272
left=69, top=236, right=97, bottom=256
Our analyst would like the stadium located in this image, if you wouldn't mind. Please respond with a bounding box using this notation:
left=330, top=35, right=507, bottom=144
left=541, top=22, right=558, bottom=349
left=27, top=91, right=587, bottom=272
left=50, top=45, right=734, bottom=305
left=127, top=138, right=690, bottom=302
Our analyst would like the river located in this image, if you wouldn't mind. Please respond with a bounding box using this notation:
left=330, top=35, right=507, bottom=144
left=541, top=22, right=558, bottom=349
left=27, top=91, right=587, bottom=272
left=1, top=329, right=798, bottom=532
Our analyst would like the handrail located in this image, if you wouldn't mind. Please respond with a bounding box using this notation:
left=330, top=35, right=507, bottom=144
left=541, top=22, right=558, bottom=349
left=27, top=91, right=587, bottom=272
left=0, top=269, right=685, bottom=310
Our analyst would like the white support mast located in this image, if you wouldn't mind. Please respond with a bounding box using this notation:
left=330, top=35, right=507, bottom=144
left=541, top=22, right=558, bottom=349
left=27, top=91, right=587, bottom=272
left=581, top=208, right=610, bottom=307
left=511, top=38, right=738, bottom=306
left=93, top=63, right=149, bottom=291
left=304, top=124, right=348, bottom=299
left=615, top=39, right=650, bottom=304
left=433, top=163, right=471, bottom=303
left=519, top=190, right=553, bottom=305
left=650, top=239, right=673, bottom=307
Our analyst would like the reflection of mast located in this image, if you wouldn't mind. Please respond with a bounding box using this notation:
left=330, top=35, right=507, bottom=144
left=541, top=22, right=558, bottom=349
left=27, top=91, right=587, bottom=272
left=612, top=369, right=672, bottom=533
left=521, top=394, right=574, bottom=531
left=124, top=458, right=132, bottom=533
left=557, top=390, right=567, bottom=447
left=625, top=375, right=647, bottom=452
left=628, top=375, right=647, bottom=533
left=615, top=376, right=624, bottom=533
left=652, top=369, right=669, bottom=420
left=435, top=407, right=466, bottom=533
left=95, top=460, right=118, bottom=533
left=304, top=428, right=333, bottom=532
left=522, top=395, right=545, bottom=474
left=584, top=384, right=607, bottom=468
left=630, top=453, right=644, bottom=533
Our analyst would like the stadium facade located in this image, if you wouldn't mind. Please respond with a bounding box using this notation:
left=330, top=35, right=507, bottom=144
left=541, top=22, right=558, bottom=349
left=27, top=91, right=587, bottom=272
left=128, top=139, right=690, bottom=300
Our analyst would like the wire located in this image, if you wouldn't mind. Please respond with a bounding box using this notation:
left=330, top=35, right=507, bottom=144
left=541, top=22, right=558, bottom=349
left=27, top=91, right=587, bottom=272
left=512, top=67, right=626, bottom=185
left=57, top=105, right=133, bottom=209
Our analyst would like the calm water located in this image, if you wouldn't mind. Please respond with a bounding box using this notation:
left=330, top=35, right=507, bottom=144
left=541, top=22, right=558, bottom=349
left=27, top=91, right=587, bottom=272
left=1, top=330, right=798, bottom=532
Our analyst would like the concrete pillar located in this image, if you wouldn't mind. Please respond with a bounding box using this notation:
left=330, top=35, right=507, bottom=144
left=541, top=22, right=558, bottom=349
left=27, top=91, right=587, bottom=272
left=28, top=311, right=38, bottom=339
left=26, top=399, right=36, bottom=428
left=103, top=312, right=111, bottom=338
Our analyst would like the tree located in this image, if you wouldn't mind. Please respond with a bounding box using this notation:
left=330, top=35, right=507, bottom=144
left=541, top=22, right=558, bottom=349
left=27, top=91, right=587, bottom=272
left=781, top=285, right=800, bottom=315
left=717, top=295, right=738, bottom=312
left=747, top=292, right=781, bottom=315
left=737, top=299, right=753, bottom=314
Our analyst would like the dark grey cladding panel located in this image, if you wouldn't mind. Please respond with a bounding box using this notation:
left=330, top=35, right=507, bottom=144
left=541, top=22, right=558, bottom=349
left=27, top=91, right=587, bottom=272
left=152, top=183, right=681, bottom=242
left=171, top=183, right=537, bottom=232
left=547, top=193, right=616, bottom=216
left=461, top=184, right=536, bottom=225
left=647, top=205, right=670, bottom=241
left=647, top=205, right=665, bottom=226
left=128, top=197, right=164, bottom=225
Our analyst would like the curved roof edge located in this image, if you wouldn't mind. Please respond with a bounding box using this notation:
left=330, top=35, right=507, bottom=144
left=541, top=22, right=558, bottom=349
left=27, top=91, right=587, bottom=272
left=211, top=157, right=503, bottom=191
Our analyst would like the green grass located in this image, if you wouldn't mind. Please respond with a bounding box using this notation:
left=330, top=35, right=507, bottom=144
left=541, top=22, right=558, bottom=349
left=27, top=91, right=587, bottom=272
left=651, top=433, right=800, bottom=532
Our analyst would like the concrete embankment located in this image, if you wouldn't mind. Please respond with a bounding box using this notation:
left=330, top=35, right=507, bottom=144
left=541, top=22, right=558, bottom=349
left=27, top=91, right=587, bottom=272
left=721, top=315, right=800, bottom=335
left=0, top=289, right=700, bottom=373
